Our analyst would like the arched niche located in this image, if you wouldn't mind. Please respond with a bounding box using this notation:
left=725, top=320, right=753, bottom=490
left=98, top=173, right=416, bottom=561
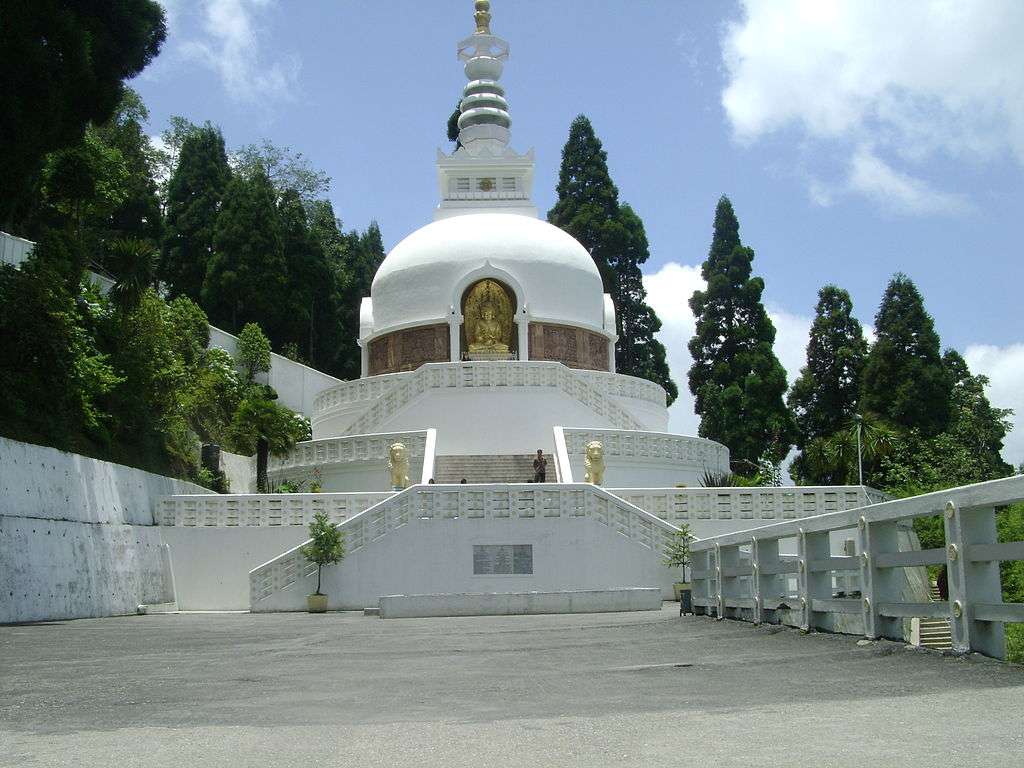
left=460, top=278, right=518, bottom=360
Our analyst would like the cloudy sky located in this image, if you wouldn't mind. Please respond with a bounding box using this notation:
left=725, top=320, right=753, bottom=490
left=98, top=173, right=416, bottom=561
left=138, top=0, right=1024, bottom=465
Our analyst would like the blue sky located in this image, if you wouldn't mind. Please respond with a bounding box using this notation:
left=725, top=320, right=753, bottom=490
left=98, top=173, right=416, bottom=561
left=138, top=1, right=1024, bottom=464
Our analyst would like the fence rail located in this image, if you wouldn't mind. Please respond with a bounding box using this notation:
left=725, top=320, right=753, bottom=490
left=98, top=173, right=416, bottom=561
left=690, top=475, right=1024, bottom=659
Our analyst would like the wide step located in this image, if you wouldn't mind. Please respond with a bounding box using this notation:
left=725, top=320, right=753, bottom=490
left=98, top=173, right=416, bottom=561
left=433, top=454, right=549, bottom=484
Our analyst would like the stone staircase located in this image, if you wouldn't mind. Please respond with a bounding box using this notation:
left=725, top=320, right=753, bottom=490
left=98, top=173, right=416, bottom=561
left=432, top=454, right=545, bottom=484
left=918, top=585, right=953, bottom=650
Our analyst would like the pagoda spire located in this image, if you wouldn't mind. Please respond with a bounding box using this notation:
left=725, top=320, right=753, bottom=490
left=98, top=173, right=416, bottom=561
left=456, top=0, right=511, bottom=153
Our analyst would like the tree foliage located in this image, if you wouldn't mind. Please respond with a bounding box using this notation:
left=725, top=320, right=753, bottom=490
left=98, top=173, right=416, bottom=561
left=688, top=196, right=793, bottom=472
left=0, top=0, right=166, bottom=226
left=232, top=139, right=331, bottom=210
left=861, top=273, right=951, bottom=437
left=160, top=124, right=232, bottom=301
left=788, top=285, right=868, bottom=483
left=548, top=115, right=676, bottom=401
left=300, top=511, right=346, bottom=595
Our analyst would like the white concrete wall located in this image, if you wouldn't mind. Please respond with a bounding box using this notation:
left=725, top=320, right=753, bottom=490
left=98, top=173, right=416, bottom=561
left=220, top=450, right=254, bottom=493
left=252, top=514, right=677, bottom=611
left=377, top=388, right=616, bottom=455
left=0, top=437, right=212, bottom=623
left=160, top=527, right=310, bottom=610
left=378, top=588, right=662, bottom=618
left=209, top=326, right=342, bottom=417
left=0, top=230, right=34, bottom=268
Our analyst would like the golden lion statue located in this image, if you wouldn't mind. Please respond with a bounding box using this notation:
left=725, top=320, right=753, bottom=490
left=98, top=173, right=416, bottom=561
left=388, top=442, right=410, bottom=489
left=583, top=440, right=605, bottom=485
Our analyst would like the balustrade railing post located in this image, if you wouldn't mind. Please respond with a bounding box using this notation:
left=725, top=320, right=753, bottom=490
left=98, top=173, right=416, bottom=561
left=693, top=548, right=713, bottom=616
left=803, top=530, right=831, bottom=632
left=944, top=501, right=1005, bottom=658
left=858, top=517, right=901, bottom=640
left=718, top=544, right=740, bottom=619
left=753, top=537, right=781, bottom=626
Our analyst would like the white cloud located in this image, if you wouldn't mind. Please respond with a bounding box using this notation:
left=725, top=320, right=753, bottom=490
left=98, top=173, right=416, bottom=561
left=173, top=0, right=299, bottom=103
left=848, top=145, right=973, bottom=215
left=643, top=262, right=812, bottom=437
left=964, top=343, right=1024, bottom=467
left=721, top=0, right=1024, bottom=211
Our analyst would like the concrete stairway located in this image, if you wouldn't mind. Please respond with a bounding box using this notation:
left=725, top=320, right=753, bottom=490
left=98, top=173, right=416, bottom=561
left=432, top=454, right=545, bottom=484
left=919, top=585, right=953, bottom=650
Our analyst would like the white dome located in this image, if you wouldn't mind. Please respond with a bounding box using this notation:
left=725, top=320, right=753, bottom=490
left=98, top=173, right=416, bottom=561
left=368, top=213, right=605, bottom=335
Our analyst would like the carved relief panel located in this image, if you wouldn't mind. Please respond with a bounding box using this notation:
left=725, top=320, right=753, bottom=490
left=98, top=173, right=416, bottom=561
left=528, top=322, right=610, bottom=372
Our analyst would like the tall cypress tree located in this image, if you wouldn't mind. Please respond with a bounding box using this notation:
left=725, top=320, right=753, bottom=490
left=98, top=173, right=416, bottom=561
left=615, top=204, right=677, bottom=403
left=788, top=285, right=868, bottom=482
left=861, top=273, right=951, bottom=437
left=201, top=168, right=286, bottom=336
left=688, top=196, right=793, bottom=472
left=548, top=115, right=676, bottom=400
left=160, top=124, right=230, bottom=301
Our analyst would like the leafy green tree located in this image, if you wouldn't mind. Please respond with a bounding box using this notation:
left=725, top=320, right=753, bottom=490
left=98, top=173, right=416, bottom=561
left=548, top=115, right=620, bottom=291
left=688, top=196, right=793, bottom=472
left=202, top=168, right=286, bottom=334
left=0, top=0, right=166, bottom=227
left=803, top=414, right=898, bottom=486
left=227, top=394, right=310, bottom=492
left=861, top=273, right=951, bottom=437
left=788, top=285, right=868, bottom=483
left=548, top=116, right=677, bottom=398
left=941, top=349, right=1013, bottom=480
left=107, top=238, right=158, bottom=313
left=236, top=322, right=272, bottom=382
left=309, top=200, right=362, bottom=379
left=160, top=124, right=231, bottom=301
left=179, top=347, right=243, bottom=445
left=614, top=205, right=677, bottom=403
left=301, top=512, right=346, bottom=596
left=232, top=139, right=330, bottom=210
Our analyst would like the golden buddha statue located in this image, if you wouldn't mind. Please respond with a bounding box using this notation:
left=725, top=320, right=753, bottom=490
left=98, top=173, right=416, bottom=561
left=464, top=278, right=513, bottom=354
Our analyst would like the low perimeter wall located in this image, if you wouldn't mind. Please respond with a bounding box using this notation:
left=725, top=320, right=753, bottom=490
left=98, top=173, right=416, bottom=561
left=0, top=437, right=211, bottom=623
left=378, top=588, right=662, bottom=618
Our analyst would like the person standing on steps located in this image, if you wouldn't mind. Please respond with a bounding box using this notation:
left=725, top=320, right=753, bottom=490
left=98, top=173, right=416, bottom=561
left=533, top=449, right=547, bottom=483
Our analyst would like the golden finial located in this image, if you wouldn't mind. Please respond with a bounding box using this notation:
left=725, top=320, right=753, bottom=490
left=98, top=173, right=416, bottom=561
left=474, top=0, right=491, bottom=35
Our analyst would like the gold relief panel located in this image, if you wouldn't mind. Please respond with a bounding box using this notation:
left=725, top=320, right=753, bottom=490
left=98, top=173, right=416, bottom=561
left=368, top=324, right=450, bottom=376
left=528, top=322, right=610, bottom=372
left=461, top=278, right=517, bottom=358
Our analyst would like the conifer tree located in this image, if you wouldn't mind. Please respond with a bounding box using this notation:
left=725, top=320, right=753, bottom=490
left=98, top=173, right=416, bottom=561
left=548, top=115, right=676, bottom=400
left=861, top=273, right=951, bottom=437
left=202, top=168, right=286, bottom=335
left=160, top=124, right=231, bottom=301
left=788, top=285, right=868, bottom=482
left=688, top=196, right=793, bottom=472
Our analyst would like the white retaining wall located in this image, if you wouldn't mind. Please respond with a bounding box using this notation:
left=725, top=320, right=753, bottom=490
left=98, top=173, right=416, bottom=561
left=252, top=513, right=677, bottom=612
left=0, top=437, right=211, bottom=623
left=378, top=588, right=662, bottom=618
left=209, top=326, right=342, bottom=417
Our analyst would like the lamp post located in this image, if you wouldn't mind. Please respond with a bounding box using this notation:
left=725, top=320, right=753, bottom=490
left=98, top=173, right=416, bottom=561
left=854, top=413, right=864, bottom=487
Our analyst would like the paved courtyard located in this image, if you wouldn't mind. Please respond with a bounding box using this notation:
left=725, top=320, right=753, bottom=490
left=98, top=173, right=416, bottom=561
left=2, top=605, right=1022, bottom=767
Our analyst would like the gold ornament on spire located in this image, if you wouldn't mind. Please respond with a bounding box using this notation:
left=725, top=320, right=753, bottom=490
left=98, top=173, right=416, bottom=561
left=474, top=0, right=491, bottom=35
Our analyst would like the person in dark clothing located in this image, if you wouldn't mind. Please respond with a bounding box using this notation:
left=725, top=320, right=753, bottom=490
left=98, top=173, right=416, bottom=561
left=937, top=564, right=949, bottom=601
left=533, top=449, right=547, bottom=483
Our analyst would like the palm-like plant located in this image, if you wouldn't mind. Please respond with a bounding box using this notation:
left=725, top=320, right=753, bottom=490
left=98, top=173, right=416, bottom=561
left=106, top=237, right=157, bottom=312
left=806, top=413, right=897, bottom=486
left=227, top=393, right=310, bottom=492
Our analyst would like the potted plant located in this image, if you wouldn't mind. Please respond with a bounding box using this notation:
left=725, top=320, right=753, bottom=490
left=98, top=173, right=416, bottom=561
left=300, top=511, right=346, bottom=613
left=663, top=525, right=693, bottom=608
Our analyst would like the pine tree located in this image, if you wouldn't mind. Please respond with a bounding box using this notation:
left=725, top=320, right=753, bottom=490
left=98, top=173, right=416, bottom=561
left=201, top=168, right=286, bottom=336
left=861, top=273, right=951, bottom=437
left=548, top=115, right=620, bottom=291
left=788, top=285, right=868, bottom=483
left=160, top=124, right=231, bottom=301
left=615, top=205, right=677, bottom=403
left=548, top=115, right=677, bottom=399
left=688, top=196, right=793, bottom=472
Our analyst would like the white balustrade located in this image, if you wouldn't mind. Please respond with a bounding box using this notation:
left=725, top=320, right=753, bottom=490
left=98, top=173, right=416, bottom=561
left=156, top=492, right=394, bottom=527
left=249, top=483, right=682, bottom=605
left=312, top=361, right=654, bottom=435
left=690, top=475, right=1024, bottom=660
left=563, top=429, right=729, bottom=474
left=609, top=486, right=884, bottom=524
left=266, top=430, right=431, bottom=478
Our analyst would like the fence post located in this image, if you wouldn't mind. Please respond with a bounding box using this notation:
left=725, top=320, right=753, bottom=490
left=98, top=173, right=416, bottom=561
left=944, top=501, right=1005, bottom=658
left=718, top=544, right=741, bottom=619
left=752, top=536, right=781, bottom=626
left=859, top=517, right=901, bottom=640
left=803, top=529, right=831, bottom=631
left=693, top=548, right=712, bottom=617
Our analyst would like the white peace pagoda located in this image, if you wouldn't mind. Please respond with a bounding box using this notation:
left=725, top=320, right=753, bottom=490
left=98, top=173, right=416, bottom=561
left=157, top=2, right=881, bottom=616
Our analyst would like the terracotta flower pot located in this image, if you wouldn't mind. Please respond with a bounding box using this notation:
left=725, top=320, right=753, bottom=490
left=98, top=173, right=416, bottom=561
left=307, top=594, right=328, bottom=613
